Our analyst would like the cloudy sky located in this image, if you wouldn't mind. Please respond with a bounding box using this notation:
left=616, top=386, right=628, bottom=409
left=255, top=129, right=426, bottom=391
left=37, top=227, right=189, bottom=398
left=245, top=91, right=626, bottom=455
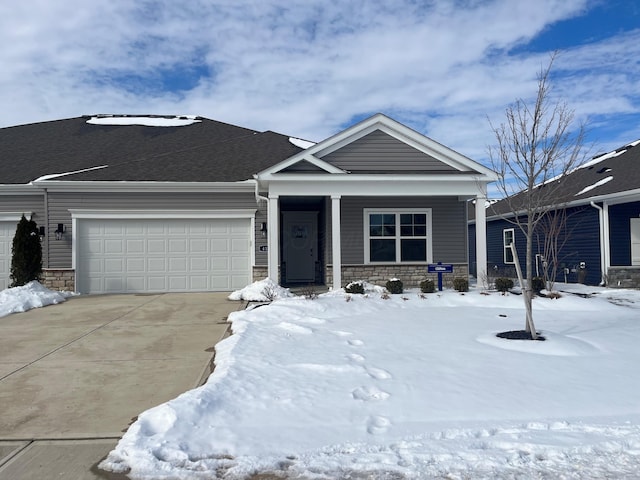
left=1, top=0, right=638, bottom=165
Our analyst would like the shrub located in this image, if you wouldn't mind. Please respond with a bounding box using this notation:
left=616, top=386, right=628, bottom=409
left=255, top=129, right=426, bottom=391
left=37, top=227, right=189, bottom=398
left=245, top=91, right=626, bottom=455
left=420, top=278, right=435, bottom=293
left=532, top=277, right=545, bottom=295
left=345, top=281, right=365, bottom=294
left=453, top=277, right=469, bottom=292
left=10, top=215, right=42, bottom=287
left=494, top=277, right=514, bottom=293
left=385, top=278, right=403, bottom=294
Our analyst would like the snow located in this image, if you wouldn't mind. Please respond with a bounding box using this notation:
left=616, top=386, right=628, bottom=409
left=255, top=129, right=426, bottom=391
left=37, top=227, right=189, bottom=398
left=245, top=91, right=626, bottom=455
left=86, top=115, right=201, bottom=127
left=0, top=281, right=76, bottom=318
left=289, top=137, right=316, bottom=149
left=101, top=284, right=640, bottom=479
left=575, top=175, right=614, bottom=196
left=227, top=278, right=294, bottom=301
left=33, top=165, right=109, bottom=182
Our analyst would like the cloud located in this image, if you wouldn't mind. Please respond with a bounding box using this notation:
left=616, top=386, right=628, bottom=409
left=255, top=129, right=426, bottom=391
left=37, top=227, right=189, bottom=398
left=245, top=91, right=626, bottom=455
left=1, top=0, right=637, bottom=168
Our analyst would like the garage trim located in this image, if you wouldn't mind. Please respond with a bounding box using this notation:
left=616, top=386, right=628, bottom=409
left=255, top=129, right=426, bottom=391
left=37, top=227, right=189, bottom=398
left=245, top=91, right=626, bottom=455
left=70, top=209, right=256, bottom=292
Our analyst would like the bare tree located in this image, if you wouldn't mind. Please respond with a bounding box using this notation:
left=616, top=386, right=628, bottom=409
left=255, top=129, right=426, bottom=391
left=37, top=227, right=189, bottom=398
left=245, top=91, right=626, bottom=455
left=488, top=53, right=586, bottom=339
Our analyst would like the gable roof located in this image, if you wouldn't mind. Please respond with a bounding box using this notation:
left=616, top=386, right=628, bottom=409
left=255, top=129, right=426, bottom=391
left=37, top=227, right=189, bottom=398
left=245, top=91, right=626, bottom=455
left=0, top=115, right=303, bottom=184
left=480, top=138, right=640, bottom=220
left=259, top=113, right=498, bottom=179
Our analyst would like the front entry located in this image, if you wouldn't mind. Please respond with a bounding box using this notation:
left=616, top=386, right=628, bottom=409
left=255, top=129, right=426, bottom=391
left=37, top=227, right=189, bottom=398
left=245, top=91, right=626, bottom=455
left=282, top=211, right=318, bottom=284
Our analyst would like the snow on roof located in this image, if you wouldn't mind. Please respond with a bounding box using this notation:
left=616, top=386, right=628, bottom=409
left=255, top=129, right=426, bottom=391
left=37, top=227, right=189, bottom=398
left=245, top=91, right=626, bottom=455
left=579, top=139, right=640, bottom=170
left=33, top=165, right=109, bottom=182
left=289, top=137, right=316, bottom=149
left=575, top=175, right=614, bottom=196
left=86, top=115, right=201, bottom=127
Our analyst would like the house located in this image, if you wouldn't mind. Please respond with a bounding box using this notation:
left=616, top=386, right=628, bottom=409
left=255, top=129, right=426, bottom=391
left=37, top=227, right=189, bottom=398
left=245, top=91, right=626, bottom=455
left=469, top=139, right=640, bottom=287
left=1, top=113, right=497, bottom=293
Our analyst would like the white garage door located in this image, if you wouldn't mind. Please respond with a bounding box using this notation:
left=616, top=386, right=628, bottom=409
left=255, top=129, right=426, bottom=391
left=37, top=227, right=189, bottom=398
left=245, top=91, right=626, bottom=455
left=0, top=221, right=16, bottom=290
left=76, top=218, right=251, bottom=294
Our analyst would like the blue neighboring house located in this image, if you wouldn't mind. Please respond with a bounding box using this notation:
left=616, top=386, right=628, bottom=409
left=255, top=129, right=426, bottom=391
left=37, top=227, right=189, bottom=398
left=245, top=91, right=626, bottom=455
left=469, top=139, right=640, bottom=287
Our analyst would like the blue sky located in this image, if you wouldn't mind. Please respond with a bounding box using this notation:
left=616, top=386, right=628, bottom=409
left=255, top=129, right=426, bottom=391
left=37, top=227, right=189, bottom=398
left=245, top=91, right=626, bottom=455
left=0, top=0, right=638, bottom=176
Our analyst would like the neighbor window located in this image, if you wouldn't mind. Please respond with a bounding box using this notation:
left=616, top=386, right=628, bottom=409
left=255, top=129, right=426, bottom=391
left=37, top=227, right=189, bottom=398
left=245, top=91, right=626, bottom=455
left=365, top=209, right=432, bottom=263
left=503, top=228, right=515, bottom=264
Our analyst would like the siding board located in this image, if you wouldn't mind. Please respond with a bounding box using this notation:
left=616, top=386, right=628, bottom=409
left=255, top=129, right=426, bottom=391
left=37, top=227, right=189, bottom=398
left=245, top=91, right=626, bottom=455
left=321, top=131, right=460, bottom=172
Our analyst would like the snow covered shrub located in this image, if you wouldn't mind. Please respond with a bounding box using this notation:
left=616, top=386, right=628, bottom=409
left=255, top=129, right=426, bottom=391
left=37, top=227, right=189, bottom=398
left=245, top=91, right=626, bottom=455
left=345, top=281, right=365, bottom=294
left=385, top=278, right=403, bottom=294
left=453, top=277, right=469, bottom=292
left=419, top=279, right=435, bottom=293
left=532, top=277, right=545, bottom=295
left=494, top=277, right=514, bottom=293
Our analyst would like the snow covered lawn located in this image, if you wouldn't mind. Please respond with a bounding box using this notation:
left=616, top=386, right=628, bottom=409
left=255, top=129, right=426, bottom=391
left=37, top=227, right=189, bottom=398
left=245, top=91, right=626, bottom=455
left=101, top=284, right=640, bottom=479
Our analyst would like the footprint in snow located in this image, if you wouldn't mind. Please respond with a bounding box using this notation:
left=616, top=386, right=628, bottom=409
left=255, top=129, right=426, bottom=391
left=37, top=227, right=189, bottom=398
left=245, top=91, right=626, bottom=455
left=276, top=322, right=313, bottom=335
left=331, top=330, right=353, bottom=337
left=352, top=386, right=390, bottom=402
left=346, top=353, right=366, bottom=363
left=366, top=367, right=392, bottom=380
left=348, top=339, right=364, bottom=346
left=367, top=415, right=391, bottom=435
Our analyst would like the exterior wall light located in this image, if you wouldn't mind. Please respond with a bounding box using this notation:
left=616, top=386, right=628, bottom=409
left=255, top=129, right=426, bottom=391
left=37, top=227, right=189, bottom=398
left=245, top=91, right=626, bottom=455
left=39, top=226, right=46, bottom=242
left=260, top=222, right=267, bottom=237
left=55, top=223, right=66, bottom=240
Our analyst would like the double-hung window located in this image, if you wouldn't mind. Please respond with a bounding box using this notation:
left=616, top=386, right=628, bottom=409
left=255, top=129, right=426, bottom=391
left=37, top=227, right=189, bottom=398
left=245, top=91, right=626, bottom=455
left=365, top=209, right=432, bottom=263
left=503, top=228, right=515, bottom=264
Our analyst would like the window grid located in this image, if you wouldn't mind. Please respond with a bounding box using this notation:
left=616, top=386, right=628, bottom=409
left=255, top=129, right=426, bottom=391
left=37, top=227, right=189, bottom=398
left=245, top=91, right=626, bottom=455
left=503, top=228, right=515, bottom=264
left=365, top=209, right=431, bottom=264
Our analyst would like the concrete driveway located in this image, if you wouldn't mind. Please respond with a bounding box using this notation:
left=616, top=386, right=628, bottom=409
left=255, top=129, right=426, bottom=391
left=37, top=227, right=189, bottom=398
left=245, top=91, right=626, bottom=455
left=0, top=293, right=241, bottom=479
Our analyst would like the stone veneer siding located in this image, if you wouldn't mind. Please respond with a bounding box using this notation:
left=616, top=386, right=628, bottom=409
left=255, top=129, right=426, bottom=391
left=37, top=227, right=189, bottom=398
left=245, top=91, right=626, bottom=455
left=42, top=269, right=75, bottom=291
left=607, top=267, right=640, bottom=288
left=326, top=264, right=469, bottom=289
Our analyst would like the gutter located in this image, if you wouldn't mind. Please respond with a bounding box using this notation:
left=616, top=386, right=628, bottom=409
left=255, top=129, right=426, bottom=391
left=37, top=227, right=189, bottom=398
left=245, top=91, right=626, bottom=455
left=590, top=201, right=610, bottom=285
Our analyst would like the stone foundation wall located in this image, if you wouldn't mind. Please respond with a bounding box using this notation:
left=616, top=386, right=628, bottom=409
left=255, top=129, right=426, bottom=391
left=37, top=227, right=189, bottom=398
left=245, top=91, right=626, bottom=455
left=607, top=267, right=640, bottom=288
left=42, top=269, right=75, bottom=291
left=326, top=264, right=469, bottom=289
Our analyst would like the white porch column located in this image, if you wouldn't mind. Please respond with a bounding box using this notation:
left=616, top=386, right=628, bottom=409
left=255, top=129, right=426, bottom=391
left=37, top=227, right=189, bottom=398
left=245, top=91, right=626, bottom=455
left=475, top=190, right=488, bottom=284
left=267, top=194, right=279, bottom=282
left=331, top=195, right=342, bottom=289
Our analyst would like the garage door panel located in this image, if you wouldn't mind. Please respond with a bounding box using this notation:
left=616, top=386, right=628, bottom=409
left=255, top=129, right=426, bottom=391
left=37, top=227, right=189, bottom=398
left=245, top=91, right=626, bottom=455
left=169, top=239, right=187, bottom=253
left=104, top=258, right=124, bottom=274
left=77, top=218, right=251, bottom=293
left=126, top=239, right=145, bottom=253
left=126, top=258, right=145, bottom=272
left=169, top=257, right=187, bottom=271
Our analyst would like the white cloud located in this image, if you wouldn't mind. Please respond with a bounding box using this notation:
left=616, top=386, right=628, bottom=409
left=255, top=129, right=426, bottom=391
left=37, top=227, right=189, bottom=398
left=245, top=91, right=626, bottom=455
left=1, top=0, right=637, bottom=170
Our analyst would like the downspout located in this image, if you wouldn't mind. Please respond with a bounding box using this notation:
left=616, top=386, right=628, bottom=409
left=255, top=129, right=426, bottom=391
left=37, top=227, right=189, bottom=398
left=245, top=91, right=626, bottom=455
left=590, top=201, right=608, bottom=285
left=43, top=187, right=49, bottom=269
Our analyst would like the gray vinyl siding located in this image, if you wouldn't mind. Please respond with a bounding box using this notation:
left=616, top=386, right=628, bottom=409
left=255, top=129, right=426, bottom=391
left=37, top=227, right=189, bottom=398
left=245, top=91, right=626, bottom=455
left=281, top=161, right=331, bottom=173
left=0, top=194, right=45, bottom=222
left=321, top=130, right=459, bottom=172
left=339, top=196, right=467, bottom=264
left=47, top=191, right=257, bottom=269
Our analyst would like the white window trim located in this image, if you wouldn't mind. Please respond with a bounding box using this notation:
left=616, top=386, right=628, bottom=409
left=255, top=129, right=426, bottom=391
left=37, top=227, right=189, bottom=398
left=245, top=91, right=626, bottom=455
left=503, top=228, right=515, bottom=264
left=363, top=208, right=432, bottom=264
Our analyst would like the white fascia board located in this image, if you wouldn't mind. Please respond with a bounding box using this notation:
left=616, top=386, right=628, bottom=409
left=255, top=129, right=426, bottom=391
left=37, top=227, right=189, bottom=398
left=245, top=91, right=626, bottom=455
left=0, top=211, right=34, bottom=221
left=69, top=209, right=256, bottom=219
left=268, top=178, right=488, bottom=197
left=31, top=180, right=255, bottom=193
left=257, top=153, right=345, bottom=175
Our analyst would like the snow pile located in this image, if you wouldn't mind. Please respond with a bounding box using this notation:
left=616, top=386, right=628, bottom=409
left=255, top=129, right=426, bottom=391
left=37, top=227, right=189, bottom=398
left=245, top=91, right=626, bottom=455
left=102, top=287, right=640, bottom=479
left=227, top=278, right=293, bottom=301
left=0, top=281, right=76, bottom=318
left=289, top=137, right=316, bottom=149
left=86, top=115, right=201, bottom=127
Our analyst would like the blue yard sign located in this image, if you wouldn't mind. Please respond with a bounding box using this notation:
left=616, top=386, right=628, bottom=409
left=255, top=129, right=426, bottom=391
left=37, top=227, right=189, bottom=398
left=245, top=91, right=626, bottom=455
left=427, top=262, right=453, bottom=291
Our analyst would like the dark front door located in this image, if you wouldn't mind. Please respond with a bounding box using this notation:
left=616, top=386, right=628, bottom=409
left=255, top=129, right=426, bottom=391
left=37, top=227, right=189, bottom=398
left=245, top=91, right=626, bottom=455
left=282, top=211, right=318, bottom=284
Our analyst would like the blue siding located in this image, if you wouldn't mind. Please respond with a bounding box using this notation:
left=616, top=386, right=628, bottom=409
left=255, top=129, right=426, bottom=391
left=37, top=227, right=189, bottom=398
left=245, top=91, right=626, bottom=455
left=609, top=201, right=640, bottom=266
left=482, top=205, right=602, bottom=285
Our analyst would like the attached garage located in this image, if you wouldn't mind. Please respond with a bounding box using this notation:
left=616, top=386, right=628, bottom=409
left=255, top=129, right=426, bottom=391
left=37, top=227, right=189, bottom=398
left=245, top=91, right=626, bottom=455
left=0, top=220, right=16, bottom=290
left=73, top=211, right=253, bottom=294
